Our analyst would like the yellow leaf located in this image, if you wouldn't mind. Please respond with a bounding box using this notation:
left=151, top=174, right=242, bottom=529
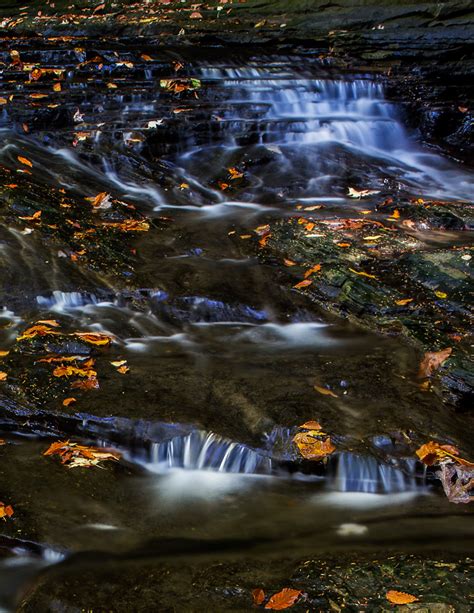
left=386, top=591, right=419, bottom=605
left=0, top=98, right=8, bottom=105
left=293, top=432, right=335, bottom=461
left=435, top=291, right=447, bottom=299
left=74, top=332, right=112, bottom=346
left=0, top=351, right=10, bottom=357
left=348, top=267, right=377, bottom=279
left=314, top=385, right=338, bottom=398
left=53, top=82, right=62, bottom=92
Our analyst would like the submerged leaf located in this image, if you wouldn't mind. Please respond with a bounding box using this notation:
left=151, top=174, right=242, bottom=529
left=386, top=590, right=418, bottom=605
left=265, top=588, right=302, bottom=610
left=252, top=588, right=266, bottom=606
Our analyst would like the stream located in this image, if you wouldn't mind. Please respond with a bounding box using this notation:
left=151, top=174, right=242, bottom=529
left=0, top=44, right=473, bottom=610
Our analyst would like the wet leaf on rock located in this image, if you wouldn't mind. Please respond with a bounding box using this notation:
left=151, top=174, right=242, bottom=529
left=264, top=588, right=302, bottom=610
left=0, top=372, right=7, bottom=381
left=62, top=397, right=76, bottom=407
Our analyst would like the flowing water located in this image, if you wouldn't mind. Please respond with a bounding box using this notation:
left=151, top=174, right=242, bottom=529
left=0, top=48, right=473, bottom=609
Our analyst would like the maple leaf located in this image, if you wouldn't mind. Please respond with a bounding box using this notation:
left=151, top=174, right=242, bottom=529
left=386, top=590, right=418, bottom=605
left=264, top=588, right=302, bottom=610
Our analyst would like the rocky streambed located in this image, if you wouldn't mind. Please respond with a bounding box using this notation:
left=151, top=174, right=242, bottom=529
left=0, top=2, right=473, bottom=610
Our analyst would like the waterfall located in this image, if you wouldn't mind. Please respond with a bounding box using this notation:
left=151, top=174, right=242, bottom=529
left=330, top=452, right=425, bottom=494
left=137, top=430, right=273, bottom=475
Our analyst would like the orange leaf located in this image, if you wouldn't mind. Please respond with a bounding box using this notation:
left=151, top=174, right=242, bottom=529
left=17, top=156, right=33, bottom=168
left=62, top=397, right=77, bottom=407
left=418, top=347, right=452, bottom=379
left=348, top=267, right=377, bottom=280
left=0, top=372, right=7, bottom=381
left=0, top=502, right=14, bottom=519
left=304, top=264, right=321, bottom=278
left=74, top=332, right=112, bottom=346
left=386, top=590, right=419, bottom=605
left=299, top=420, right=322, bottom=430
left=252, top=588, right=266, bottom=606
left=395, top=298, right=413, bottom=306
left=293, top=433, right=335, bottom=460
left=265, top=588, right=302, bottom=610
left=283, top=259, right=297, bottom=267
left=293, top=279, right=312, bottom=289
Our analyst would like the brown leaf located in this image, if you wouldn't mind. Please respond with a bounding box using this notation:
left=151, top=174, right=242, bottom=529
left=418, top=347, right=452, bottom=379
left=386, top=590, right=418, bottom=605
left=252, top=588, right=266, bottom=606
left=265, top=588, right=302, bottom=610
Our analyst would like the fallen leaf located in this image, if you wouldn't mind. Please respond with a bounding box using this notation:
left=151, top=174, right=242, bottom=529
left=386, top=590, right=419, bottom=605
left=435, top=290, right=447, bottom=299
left=416, top=441, right=474, bottom=468
left=17, top=324, right=60, bottom=341
left=348, top=267, right=377, bottom=280
left=62, top=397, right=77, bottom=407
left=314, top=385, right=338, bottom=398
left=418, top=347, right=452, bottom=379
left=0, top=372, right=7, bottom=381
left=74, top=332, right=112, bottom=346
left=252, top=588, right=266, bottom=606
left=395, top=298, right=413, bottom=306
left=293, top=279, right=312, bottom=289
left=293, top=431, right=335, bottom=460
left=265, top=588, right=302, bottom=610
left=17, top=156, right=33, bottom=168
left=0, top=351, right=10, bottom=357
left=304, top=264, right=321, bottom=278
left=284, top=259, right=297, bottom=267
left=44, top=440, right=120, bottom=469
left=0, top=502, right=14, bottom=520
left=299, top=420, right=322, bottom=430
